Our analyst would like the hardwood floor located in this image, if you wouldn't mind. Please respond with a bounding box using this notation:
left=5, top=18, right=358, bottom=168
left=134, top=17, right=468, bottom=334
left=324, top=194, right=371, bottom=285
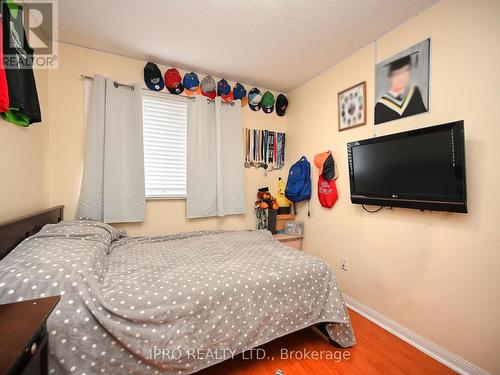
left=198, top=309, right=455, bottom=375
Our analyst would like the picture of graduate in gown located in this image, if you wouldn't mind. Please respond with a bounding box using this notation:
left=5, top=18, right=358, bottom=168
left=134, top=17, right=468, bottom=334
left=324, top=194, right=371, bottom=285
left=375, top=38, right=430, bottom=125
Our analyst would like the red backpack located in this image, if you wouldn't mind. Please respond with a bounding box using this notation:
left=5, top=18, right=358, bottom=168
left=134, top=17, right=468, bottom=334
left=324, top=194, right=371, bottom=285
left=318, top=175, right=338, bottom=208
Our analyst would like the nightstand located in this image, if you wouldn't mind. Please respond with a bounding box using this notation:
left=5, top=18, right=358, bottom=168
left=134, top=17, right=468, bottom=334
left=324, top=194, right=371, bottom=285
left=273, top=234, right=303, bottom=250
left=0, top=296, right=60, bottom=375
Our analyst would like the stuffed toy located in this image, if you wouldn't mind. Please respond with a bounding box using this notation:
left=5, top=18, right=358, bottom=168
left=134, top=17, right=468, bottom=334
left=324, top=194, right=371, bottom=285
left=255, top=187, right=279, bottom=210
left=275, top=177, right=292, bottom=208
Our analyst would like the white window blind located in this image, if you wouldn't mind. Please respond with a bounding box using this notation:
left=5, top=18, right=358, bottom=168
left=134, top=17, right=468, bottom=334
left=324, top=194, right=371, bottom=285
left=142, top=93, right=187, bottom=198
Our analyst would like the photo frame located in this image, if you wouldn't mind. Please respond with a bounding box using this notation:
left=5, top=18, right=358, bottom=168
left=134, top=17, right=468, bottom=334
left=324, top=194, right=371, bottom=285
left=284, top=221, right=304, bottom=236
left=338, top=81, right=367, bottom=131
left=374, top=38, right=430, bottom=125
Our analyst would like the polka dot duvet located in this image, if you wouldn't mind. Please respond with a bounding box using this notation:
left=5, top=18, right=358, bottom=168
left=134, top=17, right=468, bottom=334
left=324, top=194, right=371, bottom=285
left=0, top=219, right=355, bottom=374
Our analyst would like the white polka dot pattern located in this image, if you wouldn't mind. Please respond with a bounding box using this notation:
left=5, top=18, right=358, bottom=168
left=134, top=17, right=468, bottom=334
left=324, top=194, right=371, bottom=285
left=0, top=220, right=355, bottom=374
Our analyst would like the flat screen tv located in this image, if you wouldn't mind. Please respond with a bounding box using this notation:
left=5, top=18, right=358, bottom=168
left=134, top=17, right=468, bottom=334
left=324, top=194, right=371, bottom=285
left=347, top=121, right=467, bottom=213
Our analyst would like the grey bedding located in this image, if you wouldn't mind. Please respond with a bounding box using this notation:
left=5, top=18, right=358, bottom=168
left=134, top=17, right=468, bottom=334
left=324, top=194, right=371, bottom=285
left=0, top=220, right=355, bottom=374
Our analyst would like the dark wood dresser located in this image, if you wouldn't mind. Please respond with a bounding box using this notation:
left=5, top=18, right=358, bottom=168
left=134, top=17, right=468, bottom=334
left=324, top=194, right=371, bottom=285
left=0, top=296, right=60, bottom=375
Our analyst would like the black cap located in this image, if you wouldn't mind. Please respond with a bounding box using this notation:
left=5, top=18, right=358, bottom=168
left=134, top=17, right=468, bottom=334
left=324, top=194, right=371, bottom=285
left=166, top=83, right=184, bottom=95
left=322, top=153, right=335, bottom=180
left=276, top=94, right=288, bottom=116
left=144, top=62, right=164, bottom=91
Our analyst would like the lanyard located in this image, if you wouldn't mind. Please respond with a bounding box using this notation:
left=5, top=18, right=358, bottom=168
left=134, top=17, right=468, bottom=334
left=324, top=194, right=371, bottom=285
left=262, top=130, right=268, bottom=169
left=273, top=134, right=277, bottom=166
left=253, top=129, right=257, bottom=165
left=244, top=128, right=286, bottom=170
left=244, top=128, right=250, bottom=167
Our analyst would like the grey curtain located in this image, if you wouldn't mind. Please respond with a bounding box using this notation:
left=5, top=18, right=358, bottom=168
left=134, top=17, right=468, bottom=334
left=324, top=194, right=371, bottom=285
left=76, top=75, right=145, bottom=223
left=186, top=96, right=217, bottom=218
left=186, top=97, right=245, bottom=218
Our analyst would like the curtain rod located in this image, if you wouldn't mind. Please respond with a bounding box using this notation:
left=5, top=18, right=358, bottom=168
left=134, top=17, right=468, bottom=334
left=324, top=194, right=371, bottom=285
left=80, top=74, right=135, bottom=90
left=81, top=75, right=234, bottom=106
left=141, top=88, right=235, bottom=106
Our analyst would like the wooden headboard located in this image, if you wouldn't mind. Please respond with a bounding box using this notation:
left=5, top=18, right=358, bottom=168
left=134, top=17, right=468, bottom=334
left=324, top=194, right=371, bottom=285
left=0, top=206, right=64, bottom=260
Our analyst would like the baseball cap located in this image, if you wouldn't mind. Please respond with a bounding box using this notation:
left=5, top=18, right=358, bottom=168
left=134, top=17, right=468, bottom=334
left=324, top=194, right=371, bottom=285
left=221, top=91, right=234, bottom=103
left=165, top=68, right=184, bottom=95
left=183, top=72, right=201, bottom=96
left=217, top=79, right=231, bottom=97
left=314, top=151, right=336, bottom=180
left=322, top=154, right=335, bottom=180
left=276, top=94, right=288, bottom=116
left=201, top=76, right=216, bottom=99
left=261, top=91, right=275, bottom=114
left=248, top=88, right=262, bottom=111
left=144, top=62, right=164, bottom=91
left=233, top=83, right=247, bottom=106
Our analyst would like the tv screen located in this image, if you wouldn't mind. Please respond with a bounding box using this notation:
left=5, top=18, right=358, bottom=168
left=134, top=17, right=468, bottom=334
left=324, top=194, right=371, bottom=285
left=347, top=121, right=467, bottom=213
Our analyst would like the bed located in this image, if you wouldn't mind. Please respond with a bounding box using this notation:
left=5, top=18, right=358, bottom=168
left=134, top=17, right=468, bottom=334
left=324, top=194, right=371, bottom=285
left=0, top=206, right=355, bottom=374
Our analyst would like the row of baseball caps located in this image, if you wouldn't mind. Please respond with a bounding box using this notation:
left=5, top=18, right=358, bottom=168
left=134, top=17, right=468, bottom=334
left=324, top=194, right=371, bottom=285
left=144, top=62, right=288, bottom=116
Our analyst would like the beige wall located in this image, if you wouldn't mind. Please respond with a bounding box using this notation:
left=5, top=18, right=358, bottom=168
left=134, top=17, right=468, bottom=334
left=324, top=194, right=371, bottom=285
left=0, top=69, right=49, bottom=221
left=286, top=0, right=500, bottom=372
left=3, top=0, right=498, bottom=371
left=47, top=43, right=286, bottom=236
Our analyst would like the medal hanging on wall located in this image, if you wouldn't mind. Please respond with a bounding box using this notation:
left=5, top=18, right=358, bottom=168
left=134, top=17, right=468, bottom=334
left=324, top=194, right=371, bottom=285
left=243, top=128, right=286, bottom=170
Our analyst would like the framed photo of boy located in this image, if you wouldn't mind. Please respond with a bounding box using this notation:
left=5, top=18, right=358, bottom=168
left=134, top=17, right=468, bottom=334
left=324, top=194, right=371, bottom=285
left=375, top=38, right=430, bottom=125
left=338, top=81, right=367, bottom=131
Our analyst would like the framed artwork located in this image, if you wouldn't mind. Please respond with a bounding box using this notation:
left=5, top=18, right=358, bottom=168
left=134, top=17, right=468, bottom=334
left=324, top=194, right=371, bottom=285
left=338, top=81, right=366, bottom=131
left=375, top=38, right=430, bottom=125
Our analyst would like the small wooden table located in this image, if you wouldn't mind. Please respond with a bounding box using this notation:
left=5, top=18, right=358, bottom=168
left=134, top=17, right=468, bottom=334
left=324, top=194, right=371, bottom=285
left=273, top=234, right=303, bottom=250
left=0, top=296, right=60, bottom=375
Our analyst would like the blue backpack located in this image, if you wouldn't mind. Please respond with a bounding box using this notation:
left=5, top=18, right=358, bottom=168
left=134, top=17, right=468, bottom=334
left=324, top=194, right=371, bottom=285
left=285, top=156, right=312, bottom=215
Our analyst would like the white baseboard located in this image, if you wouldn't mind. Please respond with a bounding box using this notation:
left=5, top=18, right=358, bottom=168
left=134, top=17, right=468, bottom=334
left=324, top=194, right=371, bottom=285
left=343, top=295, right=489, bottom=375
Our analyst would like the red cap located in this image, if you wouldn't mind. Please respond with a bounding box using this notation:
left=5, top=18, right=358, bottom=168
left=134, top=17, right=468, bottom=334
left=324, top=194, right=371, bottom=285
left=164, top=68, right=182, bottom=89
left=314, top=151, right=331, bottom=176
left=221, top=91, right=234, bottom=103
left=202, top=90, right=216, bottom=100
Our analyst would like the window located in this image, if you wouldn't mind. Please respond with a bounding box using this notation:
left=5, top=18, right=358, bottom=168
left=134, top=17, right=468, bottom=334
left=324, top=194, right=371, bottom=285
left=142, top=93, right=188, bottom=198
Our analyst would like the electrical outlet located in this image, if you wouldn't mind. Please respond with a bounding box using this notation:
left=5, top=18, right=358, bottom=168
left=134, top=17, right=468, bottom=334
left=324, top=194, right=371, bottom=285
left=340, top=256, right=348, bottom=271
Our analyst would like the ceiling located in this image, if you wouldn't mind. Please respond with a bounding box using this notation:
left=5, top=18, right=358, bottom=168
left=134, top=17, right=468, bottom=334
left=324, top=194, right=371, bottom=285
left=56, top=0, right=437, bottom=92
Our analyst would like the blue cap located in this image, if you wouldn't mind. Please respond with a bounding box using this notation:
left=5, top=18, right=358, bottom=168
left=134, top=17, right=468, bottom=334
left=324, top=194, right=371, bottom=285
left=233, top=83, right=246, bottom=100
left=217, top=79, right=231, bottom=97
left=183, top=72, right=200, bottom=91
